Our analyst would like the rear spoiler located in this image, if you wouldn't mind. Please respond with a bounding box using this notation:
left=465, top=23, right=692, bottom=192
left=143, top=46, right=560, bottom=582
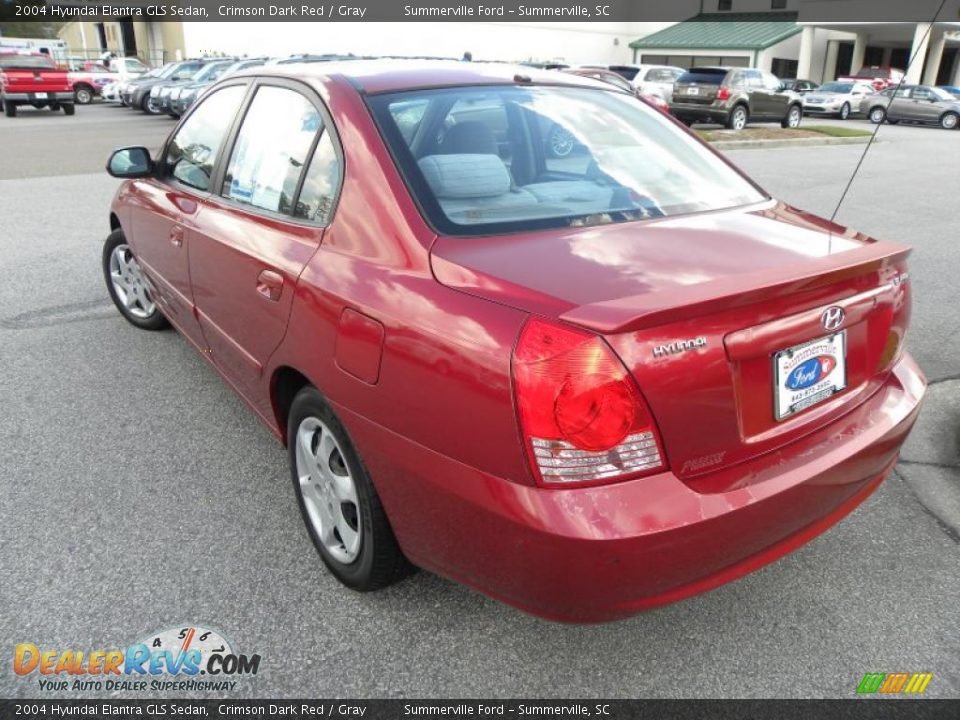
left=560, top=240, right=911, bottom=335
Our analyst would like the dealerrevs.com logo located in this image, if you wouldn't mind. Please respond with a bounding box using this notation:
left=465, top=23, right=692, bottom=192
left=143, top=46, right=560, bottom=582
left=13, top=624, right=261, bottom=693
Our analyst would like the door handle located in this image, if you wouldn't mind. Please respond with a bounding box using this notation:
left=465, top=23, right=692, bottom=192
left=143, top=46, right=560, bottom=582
left=169, top=226, right=184, bottom=247
left=256, top=269, right=284, bottom=302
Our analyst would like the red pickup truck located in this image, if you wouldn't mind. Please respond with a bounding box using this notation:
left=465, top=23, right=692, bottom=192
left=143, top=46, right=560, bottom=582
left=0, top=52, right=75, bottom=117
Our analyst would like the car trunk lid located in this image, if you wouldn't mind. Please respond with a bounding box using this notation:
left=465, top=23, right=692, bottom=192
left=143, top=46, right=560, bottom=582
left=431, top=203, right=912, bottom=486
left=673, top=68, right=728, bottom=105
left=1, top=67, right=71, bottom=93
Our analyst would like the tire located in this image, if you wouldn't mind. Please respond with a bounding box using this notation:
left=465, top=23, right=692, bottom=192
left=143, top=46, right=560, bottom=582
left=726, top=104, right=748, bottom=130
left=888, top=119, right=900, bottom=125
left=3, top=100, right=16, bottom=118
left=74, top=85, right=94, bottom=105
left=839, top=102, right=851, bottom=121
left=869, top=107, right=886, bottom=124
left=62, top=104, right=75, bottom=116
left=141, top=94, right=159, bottom=115
left=288, top=386, right=413, bottom=592
left=781, top=104, right=802, bottom=128
left=102, top=229, right=169, bottom=331
left=940, top=112, right=959, bottom=130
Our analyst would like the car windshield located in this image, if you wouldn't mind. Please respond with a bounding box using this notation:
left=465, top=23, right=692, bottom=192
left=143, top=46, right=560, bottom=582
left=0, top=55, right=56, bottom=70
left=818, top=83, right=853, bottom=93
left=192, top=62, right=230, bottom=83
left=369, top=85, right=766, bottom=236
left=123, top=58, right=149, bottom=73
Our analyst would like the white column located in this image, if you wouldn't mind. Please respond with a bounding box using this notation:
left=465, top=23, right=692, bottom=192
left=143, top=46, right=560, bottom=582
left=922, top=31, right=946, bottom=85
left=851, top=32, right=867, bottom=74
left=824, top=39, right=839, bottom=82
left=797, top=25, right=816, bottom=80
left=954, top=53, right=960, bottom=85
left=905, top=22, right=932, bottom=84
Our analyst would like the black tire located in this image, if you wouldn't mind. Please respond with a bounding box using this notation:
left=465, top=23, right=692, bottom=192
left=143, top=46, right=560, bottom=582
left=288, top=386, right=413, bottom=592
left=3, top=100, right=15, bottom=118
left=140, top=93, right=157, bottom=114
left=940, top=112, right=959, bottom=130
left=74, top=85, right=94, bottom=105
left=102, top=229, right=169, bottom=331
left=63, top=103, right=75, bottom=116
left=839, top=102, right=851, bottom=120
left=726, top=104, right=748, bottom=130
left=781, top=104, right=802, bottom=128
left=888, top=119, right=900, bottom=125
left=869, top=107, right=886, bottom=124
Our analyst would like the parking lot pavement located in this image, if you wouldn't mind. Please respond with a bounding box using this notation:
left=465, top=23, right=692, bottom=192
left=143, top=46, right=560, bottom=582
left=0, top=104, right=957, bottom=699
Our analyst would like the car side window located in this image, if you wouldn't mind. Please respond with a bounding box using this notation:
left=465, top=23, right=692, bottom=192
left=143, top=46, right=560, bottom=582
left=223, top=86, right=322, bottom=214
left=744, top=70, right=763, bottom=88
left=761, top=72, right=782, bottom=91
left=165, top=85, right=246, bottom=192
left=728, top=71, right=745, bottom=89
left=294, top=131, right=341, bottom=223
left=912, top=87, right=933, bottom=101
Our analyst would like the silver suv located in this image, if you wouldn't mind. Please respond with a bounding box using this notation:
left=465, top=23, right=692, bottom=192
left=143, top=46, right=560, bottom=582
left=670, top=67, right=803, bottom=130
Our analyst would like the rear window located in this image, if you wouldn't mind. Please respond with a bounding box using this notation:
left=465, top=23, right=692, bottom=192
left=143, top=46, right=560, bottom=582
left=677, top=69, right=728, bottom=85
left=0, top=55, right=56, bottom=70
left=608, top=65, right=639, bottom=81
left=368, top=85, right=765, bottom=237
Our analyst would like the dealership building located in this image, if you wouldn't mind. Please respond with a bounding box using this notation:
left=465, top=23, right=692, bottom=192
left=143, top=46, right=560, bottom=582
left=58, top=0, right=960, bottom=85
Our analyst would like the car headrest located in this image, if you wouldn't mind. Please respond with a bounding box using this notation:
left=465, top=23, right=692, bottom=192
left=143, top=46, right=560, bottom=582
left=418, top=154, right=511, bottom=199
left=441, top=121, right=499, bottom=155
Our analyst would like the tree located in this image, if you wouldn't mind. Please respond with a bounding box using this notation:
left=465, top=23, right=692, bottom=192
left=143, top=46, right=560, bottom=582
left=0, top=21, right=66, bottom=40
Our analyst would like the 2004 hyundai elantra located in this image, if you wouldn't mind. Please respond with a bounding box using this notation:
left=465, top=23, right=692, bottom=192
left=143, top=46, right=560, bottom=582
left=103, top=61, right=925, bottom=622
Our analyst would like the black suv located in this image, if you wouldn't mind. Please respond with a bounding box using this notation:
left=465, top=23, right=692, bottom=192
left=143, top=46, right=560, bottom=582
left=670, top=67, right=803, bottom=130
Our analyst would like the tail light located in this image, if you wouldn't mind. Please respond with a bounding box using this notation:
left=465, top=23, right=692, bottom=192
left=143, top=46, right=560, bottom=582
left=512, top=318, right=666, bottom=488
left=716, top=86, right=731, bottom=101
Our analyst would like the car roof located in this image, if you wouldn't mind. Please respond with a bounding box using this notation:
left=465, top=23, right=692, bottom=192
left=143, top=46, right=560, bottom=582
left=232, top=59, right=616, bottom=94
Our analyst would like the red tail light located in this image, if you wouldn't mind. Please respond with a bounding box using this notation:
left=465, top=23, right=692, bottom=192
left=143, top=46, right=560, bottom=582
left=512, top=318, right=666, bottom=488
left=716, top=86, right=731, bottom=101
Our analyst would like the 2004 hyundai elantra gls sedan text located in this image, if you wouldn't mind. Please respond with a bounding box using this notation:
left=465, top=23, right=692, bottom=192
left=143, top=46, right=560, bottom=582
left=102, top=61, right=925, bottom=622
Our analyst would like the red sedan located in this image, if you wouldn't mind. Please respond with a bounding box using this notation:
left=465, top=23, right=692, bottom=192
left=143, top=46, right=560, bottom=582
left=103, top=61, right=924, bottom=622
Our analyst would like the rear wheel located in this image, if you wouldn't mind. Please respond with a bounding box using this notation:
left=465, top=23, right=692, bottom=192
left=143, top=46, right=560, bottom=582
left=74, top=84, right=94, bottom=105
left=839, top=102, right=851, bottom=120
left=63, top=103, right=75, bottom=116
left=940, top=112, right=959, bottom=130
left=869, top=107, right=886, bottom=124
left=288, top=386, right=413, bottom=591
left=102, top=229, right=168, bottom=331
left=726, top=104, right=748, bottom=130
left=781, top=104, right=802, bottom=128
left=3, top=101, right=16, bottom=118
left=141, top=94, right=159, bottom=115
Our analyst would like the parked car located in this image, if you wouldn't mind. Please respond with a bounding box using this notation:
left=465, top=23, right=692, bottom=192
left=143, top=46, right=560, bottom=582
left=0, top=51, right=74, bottom=117
left=102, top=61, right=924, bottom=623
left=117, top=66, right=163, bottom=106
left=671, top=66, right=802, bottom=129
left=838, top=66, right=905, bottom=92
left=125, top=60, right=207, bottom=113
left=564, top=67, right=671, bottom=114
left=170, top=58, right=269, bottom=117
left=862, top=84, right=960, bottom=129
left=68, top=62, right=118, bottom=104
left=153, top=58, right=236, bottom=117
left=781, top=79, right=818, bottom=94
left=801, top=81, right=875, bottom=120
left=629, top=64, right=686, bottom=102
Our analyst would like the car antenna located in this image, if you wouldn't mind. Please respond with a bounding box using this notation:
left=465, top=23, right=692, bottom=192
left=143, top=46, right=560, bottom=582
left=829, top=0, right=947, bottom=242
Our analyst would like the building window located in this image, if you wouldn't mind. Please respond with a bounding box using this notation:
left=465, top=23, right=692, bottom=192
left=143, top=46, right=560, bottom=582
left=771, top=58, right=799, bottom=78
left=771, top=0, right=787, bottom=9
left=718, top=0, right=732, bottom=10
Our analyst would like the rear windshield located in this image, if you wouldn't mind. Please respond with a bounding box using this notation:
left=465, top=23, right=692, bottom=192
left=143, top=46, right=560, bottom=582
left=677, top=69, right=728, bottom=85
left=368, top=85, right=765, bottom=236
left=608, top=65, right=639, bottom=81
left=0, top=55, right=56, bottom=70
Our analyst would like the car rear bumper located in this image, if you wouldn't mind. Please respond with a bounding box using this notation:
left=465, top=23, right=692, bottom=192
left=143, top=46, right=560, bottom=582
left=670, top=103, right=730, bottom=123
left=3, top=91, right=74, bottom=102
left=341, top=353, right=924, bottom=623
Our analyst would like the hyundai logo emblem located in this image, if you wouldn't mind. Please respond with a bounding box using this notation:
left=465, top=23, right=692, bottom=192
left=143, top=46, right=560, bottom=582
left=821, top=306, right=845, bottom=331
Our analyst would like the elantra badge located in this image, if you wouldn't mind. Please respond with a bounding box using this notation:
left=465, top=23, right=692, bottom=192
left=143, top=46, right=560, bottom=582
left=652, top=336, right=707, bottom=358
left=821, top=306, right=845, bottom=331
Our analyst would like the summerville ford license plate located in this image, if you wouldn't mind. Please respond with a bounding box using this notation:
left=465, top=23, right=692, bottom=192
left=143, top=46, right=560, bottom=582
left=773, top=332, right=847, bottom=421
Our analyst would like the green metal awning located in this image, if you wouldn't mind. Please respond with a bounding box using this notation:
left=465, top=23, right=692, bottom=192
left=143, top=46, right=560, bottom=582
left=629, top=12, right=801, bottom=51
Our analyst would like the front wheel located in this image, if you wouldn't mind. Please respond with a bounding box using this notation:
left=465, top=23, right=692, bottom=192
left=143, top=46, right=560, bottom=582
left=141, top=94, right=159, bottom=115
left=102, top=229, right=168, bottom=331
left=75, top=85, right=94, bottom=105
left=869, top=107, right=887, bottom=124
left=781, top=105, right=802, bottom=128
left=839, top=102, right=851, bottom=121
left=940, top=112, right=959, bottom=130
left=288, top=386, right=413, bottom=591
left=726, top=105, right=748, bottom=130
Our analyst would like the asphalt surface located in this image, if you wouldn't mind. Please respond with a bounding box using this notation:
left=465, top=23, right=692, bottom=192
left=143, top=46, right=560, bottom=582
left=0, top=103, right=958, bottom=699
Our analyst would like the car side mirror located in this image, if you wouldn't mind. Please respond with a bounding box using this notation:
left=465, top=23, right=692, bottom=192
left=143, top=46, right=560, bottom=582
left=107, top=147, right=153, bottom=178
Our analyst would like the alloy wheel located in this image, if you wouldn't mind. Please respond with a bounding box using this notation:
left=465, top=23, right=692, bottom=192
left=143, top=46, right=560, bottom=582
left=295, top=416, right=362, bottom=564
left=787, top=107, right=801, bottom=128
left=870, top=108, right=886, bottom=124
left=840, top=103, right=850, bottom=120
left=108, top=244, right=156, bottom=319
left=732, top=107, right=747, bottom=130
left=941, top=113, right=958, bottom=130
left=549, top=126, right=575, bottom=157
